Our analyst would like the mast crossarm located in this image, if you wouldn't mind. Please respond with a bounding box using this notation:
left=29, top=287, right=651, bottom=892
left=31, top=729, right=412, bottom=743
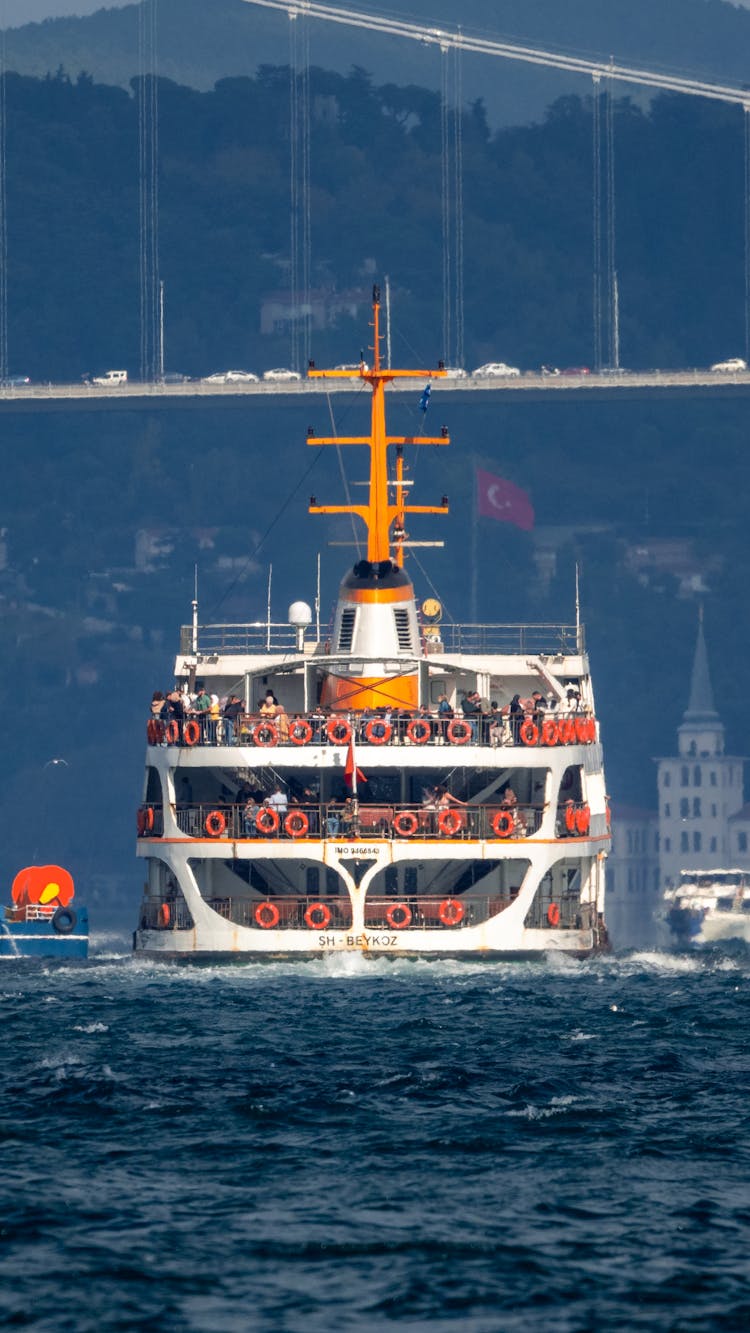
left=309, top=504, right=369, bottom=521
left=308, top=436, right=372, bottom=446
left=389, top=435, right=450, bottom=446
left=307, top=435, right=450, bottom=446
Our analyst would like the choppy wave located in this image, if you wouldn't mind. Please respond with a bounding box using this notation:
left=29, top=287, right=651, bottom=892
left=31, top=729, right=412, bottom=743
left=1, top=943, right=749, bottom=1330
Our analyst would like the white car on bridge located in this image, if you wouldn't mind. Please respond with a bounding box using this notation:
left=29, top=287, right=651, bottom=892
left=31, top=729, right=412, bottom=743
left=263, top=368, right=302, bottom=382
left=471, top=362, right=521, bottom=378
left=710, top=357, right=747, bottom=373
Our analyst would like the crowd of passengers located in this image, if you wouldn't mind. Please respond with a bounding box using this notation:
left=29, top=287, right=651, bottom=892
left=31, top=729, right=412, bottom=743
left=150, top=684, right=587, bottom=747
left=196, top=778, right=529, bottom=839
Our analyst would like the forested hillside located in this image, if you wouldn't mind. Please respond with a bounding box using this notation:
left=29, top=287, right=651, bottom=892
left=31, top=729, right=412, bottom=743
left=1, top=67, right=747, bottom=380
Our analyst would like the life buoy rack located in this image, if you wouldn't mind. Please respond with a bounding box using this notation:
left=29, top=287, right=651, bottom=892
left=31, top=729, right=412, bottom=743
left=364, top=718, right=392, bottom=745
left=386, top=902, right=412, bottom=929
left=255, top=807, right=280, bottom=835
left=437, top=807, right=462, bottom=837
left=165, top=720, right=180, bottom=745
left=290, top=720, right=313, bottom=746
left=327, top=718, right=352, bottom=745
left=438, top=898, right=464, bottom=926
left=541, top=719, right=559, bottom=746
left=205, top=809, right=227, bottom=838
left=447, top=719, right=472, bottom=745
left=575, top=806, right=591, bottom=836
left=254, top=722, right=278, bottom=748
left=406, top=719, right=431, bottom=745
left=146, top=719, right=165, bottom=745
left=393, top=811, right=419, bottom=838
left=492, top=810, right=515, bottom=838
left=520, top=719, right=539, bottom=747
left=255, top=901, right=280, bottom=929
left=304, top=901, right=331, bottom=930
left=284, top=810, right=309, bottom=839
left=183, top=720, right=200, bottom=747
left=157, top=902, right=171, bottom=928
left=564, top=804, right=577, bottom=834
left=558, top=718, right=575, bottom=745
left=547, top=902, right=561, bottom=927
left=137, top=807, right=154, bottom=836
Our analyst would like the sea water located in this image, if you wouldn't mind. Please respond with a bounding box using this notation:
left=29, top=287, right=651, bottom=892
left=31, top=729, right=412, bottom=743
left=1, top=942, right=749, bottom=1331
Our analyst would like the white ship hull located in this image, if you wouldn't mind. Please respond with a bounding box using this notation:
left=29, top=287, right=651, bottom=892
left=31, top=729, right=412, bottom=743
left=663, top=869, right=750, bottom=947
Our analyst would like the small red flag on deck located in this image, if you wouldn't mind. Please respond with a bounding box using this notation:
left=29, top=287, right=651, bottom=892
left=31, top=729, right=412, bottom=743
left=476, top=468, right=535, bottom=530
left=344, top=735, right=367, bottom=791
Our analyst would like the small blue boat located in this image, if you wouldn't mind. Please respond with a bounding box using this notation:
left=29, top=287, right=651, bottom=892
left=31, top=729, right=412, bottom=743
left=1, top=864, right=89, bottom=959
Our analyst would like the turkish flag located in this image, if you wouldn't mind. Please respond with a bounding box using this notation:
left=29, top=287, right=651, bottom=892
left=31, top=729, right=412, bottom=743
left=476, top=468, right=534, bottom=530
left=344, top=736, right=367, bottom=791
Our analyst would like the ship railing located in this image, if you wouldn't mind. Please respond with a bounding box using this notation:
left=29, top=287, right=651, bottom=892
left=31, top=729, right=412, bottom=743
left=179, top=622, right=583, bottom=656
left=166, top=801, right=546, bottom=841
left=140, top=890, right=595, bottom=934
left=146, top=708, right=597, bottom=750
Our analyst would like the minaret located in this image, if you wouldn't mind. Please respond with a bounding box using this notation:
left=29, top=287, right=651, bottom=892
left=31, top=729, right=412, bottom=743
left=656, top=614, right=745, bottom=888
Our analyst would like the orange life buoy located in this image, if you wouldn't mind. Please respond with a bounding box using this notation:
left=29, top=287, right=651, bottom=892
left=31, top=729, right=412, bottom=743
left=575, top=806, right=591, bottom=836
left=166, top=720, right=180, bottom=745
left=575, top=717, right=589, bottom=744
left=158, top=902, right=171, bottom=928
left=255, top=901, right=280, bottom=929
left=547, top=902, right=560, bottom=927
left=585, top=717, right=597, bottom=743
left=519, top=719, right=539, bottom=746
left=386, top=902, right=412, bottom=929
left=438, top=898, right=464, bottom=926
left=137, top=808, right=146, bottom=836
left=393, top=811, right=419, bottom=837
left=564, top=804, right=577, bottom=833
left=254, top=722, right=278, bottom=748
left=326, top=718, right=352, bottom=745
left=146, top=719, right=159, bottom=745
left=558, top=718, right=575, bottom=745
left=406, top=719, right=431, bottom=745
left=437, top=807, right=462, bottom=836
left=290, top=720, right=313, bottom=746
left=542, top=719, right=559, bottom=746
left=284, top=810, right=309, bottom=838
left=304, top=901, right=331, bottom=930
left=447, top=719, right=472, bottom=745
left=145, top=806, right=154, bottom=831
left=492, top=810, right=515, bottom=838
left=364, top=718, right=392, bottom=745
left=183, top=720, right=200, bottom=747
left=255, top=807, right=280, bottom=835
left=205, top=810, right=226, bottom=838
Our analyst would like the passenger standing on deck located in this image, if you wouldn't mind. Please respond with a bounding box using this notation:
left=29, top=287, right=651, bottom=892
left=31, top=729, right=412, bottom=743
left=222, top=694, right=243, bottom=747
left=436, top=692, right=453, bottom=743
left=509, top=694, right=524, bottom=743
left=193, top=685, right=211, bottom=743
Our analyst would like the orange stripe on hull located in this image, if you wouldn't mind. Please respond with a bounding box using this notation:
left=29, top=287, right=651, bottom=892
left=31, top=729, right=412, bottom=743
left=340, top=586, right=414, bottom=605
left=321, top=674, right=419, bottom=710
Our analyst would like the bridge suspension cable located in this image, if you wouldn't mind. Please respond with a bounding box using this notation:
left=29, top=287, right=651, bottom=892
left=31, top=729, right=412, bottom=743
left=138, top=0, right=160, bottom=384
left=239, top=0, right=750, bottom=107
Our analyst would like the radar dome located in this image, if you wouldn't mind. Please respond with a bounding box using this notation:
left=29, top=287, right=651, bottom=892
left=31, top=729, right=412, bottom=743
left=288, top=601, right=313, bottom=627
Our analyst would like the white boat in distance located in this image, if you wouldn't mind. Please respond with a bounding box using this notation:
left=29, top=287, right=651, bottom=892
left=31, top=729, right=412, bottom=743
left=663, top=869, right=750, bottom=946
left=134, top=288, right=610, bottom=959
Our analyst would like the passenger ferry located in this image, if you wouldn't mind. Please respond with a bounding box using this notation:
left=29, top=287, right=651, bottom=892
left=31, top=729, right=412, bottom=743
left=663, top=868, right=750, bottom=946
left=134, top=288, right=610, bottom=959
left=2, top=864, right=88, bottom=958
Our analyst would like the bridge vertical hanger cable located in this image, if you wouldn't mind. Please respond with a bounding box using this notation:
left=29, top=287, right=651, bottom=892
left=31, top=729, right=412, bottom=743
left=440, top=42, right=451, bottom=365
left=288, top=13, right=300, bottom=372
left=0, top=3, right=7, bottom=387
left=605, top=69, right=617, bottom=368
left=744, top=105, right=750, bottom=363
left=592, top=74, right=602, bottom=372
left=138, top=0, right=159, bottom=383
left=301, top=12, right=312, bottom=369
left=453, top=37, right=465, bottom=369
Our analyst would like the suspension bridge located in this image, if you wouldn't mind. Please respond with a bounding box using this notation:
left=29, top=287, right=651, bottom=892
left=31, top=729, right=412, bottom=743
left=0, top=0, right=749, bottom=394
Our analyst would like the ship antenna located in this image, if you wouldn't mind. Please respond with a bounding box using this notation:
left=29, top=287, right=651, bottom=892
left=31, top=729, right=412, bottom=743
left=575, top=561, right=581, bottom=651
left=192, top=563, right=199, bottom=656
left=266, top=563, right=273, bottom=650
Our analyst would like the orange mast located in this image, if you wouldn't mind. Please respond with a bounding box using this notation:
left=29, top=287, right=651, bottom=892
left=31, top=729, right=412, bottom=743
left=307, top=285, right=449, bottom=560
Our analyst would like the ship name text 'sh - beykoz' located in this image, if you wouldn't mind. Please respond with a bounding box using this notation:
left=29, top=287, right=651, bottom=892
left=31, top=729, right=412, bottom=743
left=135, top=288, right=610, bottom=958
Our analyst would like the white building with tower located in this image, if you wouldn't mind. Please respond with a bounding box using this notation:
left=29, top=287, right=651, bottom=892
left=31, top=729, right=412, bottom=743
left=655, top=619, right=746, bottom=890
